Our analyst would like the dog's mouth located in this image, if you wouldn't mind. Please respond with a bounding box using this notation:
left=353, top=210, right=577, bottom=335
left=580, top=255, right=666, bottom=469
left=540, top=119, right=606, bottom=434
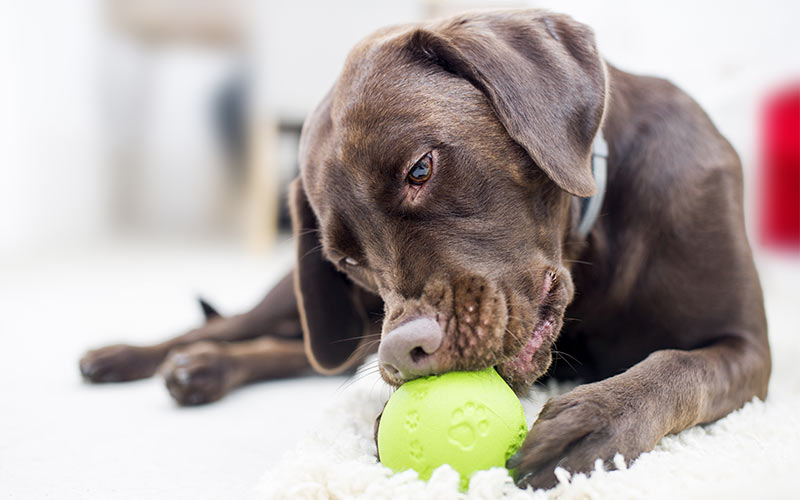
left=495, top=270, right=563, bottom=391
left=376, top=269, right=566, bottom=389
left=496, top=313, right=555, bottom=387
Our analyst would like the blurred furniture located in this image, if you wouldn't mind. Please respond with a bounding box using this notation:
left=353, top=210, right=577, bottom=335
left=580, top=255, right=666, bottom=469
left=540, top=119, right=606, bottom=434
left=105, top=0, right=283, bottom=251
left=107, top=0, right=244, bottom=46
left=104, top=1, right=520, bottom=251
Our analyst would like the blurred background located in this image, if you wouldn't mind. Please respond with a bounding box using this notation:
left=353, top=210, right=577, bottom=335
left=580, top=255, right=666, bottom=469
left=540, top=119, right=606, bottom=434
left=0, top=1, right=797, bottom=499
left=1, top=0, right=797, bottom=259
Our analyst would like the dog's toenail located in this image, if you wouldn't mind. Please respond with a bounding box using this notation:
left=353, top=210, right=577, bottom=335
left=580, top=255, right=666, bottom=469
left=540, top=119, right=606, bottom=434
left=172, top=353, right=190, bottom=366
left=174, top=367, right=191, bottom=384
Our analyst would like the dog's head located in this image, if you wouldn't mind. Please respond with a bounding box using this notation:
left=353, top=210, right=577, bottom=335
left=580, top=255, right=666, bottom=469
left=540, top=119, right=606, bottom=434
left=290, top=10, right=606, bottom=392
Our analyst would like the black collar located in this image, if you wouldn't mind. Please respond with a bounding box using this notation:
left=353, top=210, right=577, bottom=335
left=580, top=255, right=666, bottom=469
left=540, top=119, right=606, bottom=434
left=576, top=131, right=608, bottom=237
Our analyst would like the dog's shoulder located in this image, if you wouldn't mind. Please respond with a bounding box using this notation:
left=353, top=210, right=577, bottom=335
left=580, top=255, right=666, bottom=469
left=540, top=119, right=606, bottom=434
left=604, top=65, right=743, bottom=224
left=608, top=66, right=740, bottom=174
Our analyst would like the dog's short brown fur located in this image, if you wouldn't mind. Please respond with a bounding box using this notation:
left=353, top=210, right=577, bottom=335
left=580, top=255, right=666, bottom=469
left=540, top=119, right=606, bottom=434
left=80, top=9, right=770, bottom=489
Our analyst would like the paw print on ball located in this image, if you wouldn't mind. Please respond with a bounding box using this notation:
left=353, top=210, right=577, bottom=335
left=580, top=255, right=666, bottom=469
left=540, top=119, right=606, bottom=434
left=409, top=439, right=424, bottom=462
left=404, top=410, right=420, bottom=432
left=411, top=387, right=429, bottom=400
left=506, top=423, right=529, bottom=461
left=447, top=401, right=490, bottom=450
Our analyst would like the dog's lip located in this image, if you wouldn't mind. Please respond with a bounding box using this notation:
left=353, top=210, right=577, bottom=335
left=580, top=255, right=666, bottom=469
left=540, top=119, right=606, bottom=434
left=494, top=273, right=561, bottom=383
left=501, top=313, right=553, bottom=370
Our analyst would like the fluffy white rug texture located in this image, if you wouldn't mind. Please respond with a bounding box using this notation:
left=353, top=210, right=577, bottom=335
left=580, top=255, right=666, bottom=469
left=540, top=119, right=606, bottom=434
left=258, top=262, right=800, bottom=500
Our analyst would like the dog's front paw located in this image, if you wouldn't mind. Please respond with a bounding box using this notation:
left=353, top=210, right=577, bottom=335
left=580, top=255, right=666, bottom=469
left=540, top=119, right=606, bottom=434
left=507, top=383, right=652, bottom=490
left=160, top=342, right=239, bottom=405
left=80, top=344, right=161, bottom=382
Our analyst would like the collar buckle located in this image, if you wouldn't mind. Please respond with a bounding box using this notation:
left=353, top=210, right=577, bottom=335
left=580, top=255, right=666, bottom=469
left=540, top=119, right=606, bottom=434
left=576, top=131, right=608, bottom=237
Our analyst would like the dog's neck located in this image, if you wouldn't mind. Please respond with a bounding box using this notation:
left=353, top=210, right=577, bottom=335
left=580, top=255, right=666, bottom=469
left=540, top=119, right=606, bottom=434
left=576, top=131, right=608, bottom=237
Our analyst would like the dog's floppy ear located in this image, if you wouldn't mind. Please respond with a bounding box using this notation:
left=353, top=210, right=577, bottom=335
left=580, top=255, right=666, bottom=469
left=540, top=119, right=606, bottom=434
left=289, top=177, right=378, bottom=374
left=407, top=11, right=607, bottom=197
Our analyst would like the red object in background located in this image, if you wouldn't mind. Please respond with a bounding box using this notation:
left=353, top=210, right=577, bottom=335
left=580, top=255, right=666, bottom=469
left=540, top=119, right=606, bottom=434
left=760, top=84, right=800, bottom=252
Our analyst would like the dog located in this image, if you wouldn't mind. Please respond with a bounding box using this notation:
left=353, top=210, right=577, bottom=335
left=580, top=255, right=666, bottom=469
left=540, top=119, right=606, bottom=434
left=80, top=9, right=770, bottom=489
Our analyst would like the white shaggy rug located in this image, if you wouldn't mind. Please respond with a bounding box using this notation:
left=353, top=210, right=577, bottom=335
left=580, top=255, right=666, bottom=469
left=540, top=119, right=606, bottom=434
left=259, top=257, right=799, bottom=499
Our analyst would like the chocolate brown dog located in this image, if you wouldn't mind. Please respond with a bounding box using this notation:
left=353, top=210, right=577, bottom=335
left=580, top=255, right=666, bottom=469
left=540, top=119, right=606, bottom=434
left=80, top=9, right=770, bottom=489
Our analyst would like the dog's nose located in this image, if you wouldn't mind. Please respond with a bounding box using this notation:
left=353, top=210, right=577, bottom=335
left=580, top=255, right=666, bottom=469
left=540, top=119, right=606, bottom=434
left=379, top=317, right=443, bottom=380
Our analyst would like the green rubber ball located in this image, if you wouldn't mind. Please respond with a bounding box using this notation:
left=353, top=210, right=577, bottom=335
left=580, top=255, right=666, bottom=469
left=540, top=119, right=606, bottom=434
left=377, top=367, right=528, bottom=489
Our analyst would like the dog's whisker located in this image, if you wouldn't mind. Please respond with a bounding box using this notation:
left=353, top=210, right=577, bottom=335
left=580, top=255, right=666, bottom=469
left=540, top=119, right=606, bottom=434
left=337, top=367, right=383, bottom=393
left=329, top=333, right=381, bottom=343
left=504, top=327, right=527, bottom=350
left=337, top=372, right=373, bottom=392
left=299, top=243, right=325, bottom=261
left=551, top=349, right=579, bottom=372
left=357, top=358, right=379, bottom=366
left=351, top=340, right=381, bottom=359
left=563, top=259, right=593, bottom=266
left=353, top=359, right=380, bottom=374
left=294, top=228, right=321, bottom=237
left=551, top=348, right=582, bottom=366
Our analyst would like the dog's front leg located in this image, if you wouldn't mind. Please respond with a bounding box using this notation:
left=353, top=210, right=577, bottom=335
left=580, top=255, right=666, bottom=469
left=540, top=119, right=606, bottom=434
left=159, top=336, right=310, bottom=405
left=508, top=336, right=770, bottom=490
left=80, top=270, right=301, bottom=383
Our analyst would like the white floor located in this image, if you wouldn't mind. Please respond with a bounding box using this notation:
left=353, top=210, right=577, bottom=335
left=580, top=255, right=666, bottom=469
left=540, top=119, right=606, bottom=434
left=0, top=239, right=356, bottom=500
left=1, top=240, right=798, bottom=499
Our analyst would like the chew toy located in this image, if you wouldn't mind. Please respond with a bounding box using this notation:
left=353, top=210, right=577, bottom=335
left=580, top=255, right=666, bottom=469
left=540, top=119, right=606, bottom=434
left=377, top=367, right=527, bottom=489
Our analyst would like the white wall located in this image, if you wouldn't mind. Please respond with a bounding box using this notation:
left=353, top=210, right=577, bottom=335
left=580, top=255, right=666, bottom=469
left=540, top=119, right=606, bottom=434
left=1, top=0, right=797, bottom=257
left=0, top=0, right=108, bottom=256
left=249, top=0, right=424, bottom=120
left=106, top=40, right=239, bottom=238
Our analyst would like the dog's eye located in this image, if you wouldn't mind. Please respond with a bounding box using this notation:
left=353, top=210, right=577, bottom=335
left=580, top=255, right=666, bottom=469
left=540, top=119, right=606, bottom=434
left=343, top=257, right=358, bottom=266
left=407, top=153, right=433, bottom=185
